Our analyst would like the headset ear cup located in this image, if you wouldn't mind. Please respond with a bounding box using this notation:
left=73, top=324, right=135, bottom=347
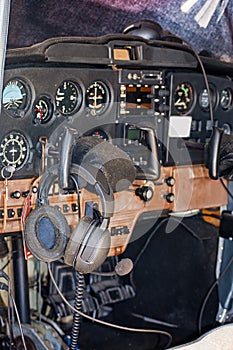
left=64, top=216, right=111, bottom=274
left=24, top=205, right=70, bottom=262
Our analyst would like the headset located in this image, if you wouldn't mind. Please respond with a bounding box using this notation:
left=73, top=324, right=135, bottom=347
left=24, top=163, right=114, bottom=274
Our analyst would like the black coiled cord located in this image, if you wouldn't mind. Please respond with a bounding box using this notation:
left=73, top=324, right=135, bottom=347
left=70, top=271, right=85, bottom=350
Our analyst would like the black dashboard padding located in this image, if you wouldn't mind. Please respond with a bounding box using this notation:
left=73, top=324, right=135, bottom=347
left=72, top=137, right=136, bottom=192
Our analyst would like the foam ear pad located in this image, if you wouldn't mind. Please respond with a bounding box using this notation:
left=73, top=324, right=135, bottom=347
left=64, top=216, right=111, bottom=274
left=24, top=205, right=70, bottom=262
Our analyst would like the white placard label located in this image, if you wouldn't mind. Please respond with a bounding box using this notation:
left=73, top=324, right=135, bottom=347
left=168, top=116, right=192, bottom=138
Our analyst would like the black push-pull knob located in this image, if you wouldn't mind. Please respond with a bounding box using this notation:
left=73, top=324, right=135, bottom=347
left=135, top=186, right=154, bottom=202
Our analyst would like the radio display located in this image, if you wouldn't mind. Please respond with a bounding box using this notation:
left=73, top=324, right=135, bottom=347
left=126, top=85, right=152, bottom=109
left=120, top=84, right=153, bottom=116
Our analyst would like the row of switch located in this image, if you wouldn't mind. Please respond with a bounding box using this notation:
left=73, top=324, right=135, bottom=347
left=0, top=202, right=79, bottom=220
left=0, top=208, right=22, bottom=219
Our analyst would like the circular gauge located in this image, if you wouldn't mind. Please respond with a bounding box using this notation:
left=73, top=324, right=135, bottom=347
left=2, top=78, right=30, bottom=118
left=85, top=129, right=110, bottom=141
left=86, top=81, right=109, bottom=116
left=0, top=131, right=30, bottom=170
left=199, top=88, right=210, bottom=109
left=174, top=82, right=194, bottom=114
left=199, top=86, right=216, bottom=111
left=220, top=88, right=232, bottom=110
left=55, top=80, right=82, bottom=115
left=33, top=95, right=54, bottom=124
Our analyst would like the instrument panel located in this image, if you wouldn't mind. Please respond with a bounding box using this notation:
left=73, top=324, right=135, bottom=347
left=0, top=36, right=232, bottom=254
left=1, top=66, right=233, bottom=179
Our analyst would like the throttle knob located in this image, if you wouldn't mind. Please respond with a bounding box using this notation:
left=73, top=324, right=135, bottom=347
left=135, top=186, right=154, bottom=202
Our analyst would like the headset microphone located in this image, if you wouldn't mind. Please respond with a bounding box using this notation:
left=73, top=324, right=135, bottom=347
left=115, top=258, right=134, bottom=276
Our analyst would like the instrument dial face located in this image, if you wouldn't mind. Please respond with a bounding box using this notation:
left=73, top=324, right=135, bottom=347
left=199, top=88, right=210, bottom=109
left=0, top=132, right=29, bottom=170
left=199, top=86, right=216, bottom=111
left=2, top=79, right=30, bottom=118
left=33, top=96, right=54, bottom=124
left=174, top=82, right=194, bottom=114
left=220, top=88, right=232, bottom=110
left=55, top=80, right=82, bottom=115
left=86, top=81, right=109, bottom=116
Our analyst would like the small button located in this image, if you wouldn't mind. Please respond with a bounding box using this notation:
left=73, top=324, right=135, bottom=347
left=165, top=193, right=175, bottom=203
left=8, top=209, right=15, bottom=218
left=11, top=191, right=21, bottom=199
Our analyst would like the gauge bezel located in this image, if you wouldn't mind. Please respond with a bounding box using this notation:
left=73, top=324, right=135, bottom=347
left=2, top=78, right=31, bottom=118
left=220, top=87, right=233, bottom=111
left=173, top=82, right=195, bottom=115
left=198, top=84, right=217, bottom=112
left=32, top=95, right=54, bottom=125
left=86, top=80, right=110, bottom=116
left=0, top=131, right=31, bottom=171
left=55, top=80, right=82, bottom=116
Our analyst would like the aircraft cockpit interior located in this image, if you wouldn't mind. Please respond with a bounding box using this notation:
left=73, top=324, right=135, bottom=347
left=1, top=1, right=233, bottom=349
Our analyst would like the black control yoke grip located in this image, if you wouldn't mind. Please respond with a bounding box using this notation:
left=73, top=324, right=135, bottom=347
left=59, top=127, right=78, bottom=190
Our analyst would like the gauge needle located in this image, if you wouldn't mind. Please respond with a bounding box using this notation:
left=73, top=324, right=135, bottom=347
left=131, top=312, right=179, bottom=328
left=35, top=107, right=43, bottom=118
left=174, top=99, right=185, bottom=106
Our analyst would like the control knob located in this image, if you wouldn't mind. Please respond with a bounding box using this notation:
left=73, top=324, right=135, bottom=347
left=165, top=176, right=175, bottom=187
left=165, top=193, right=175, bottom=203
left=11, top=191, right=21, bottom=199
left=135, top=186, right=154, bottom=202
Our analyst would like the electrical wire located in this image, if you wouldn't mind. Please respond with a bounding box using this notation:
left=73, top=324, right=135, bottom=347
left=9, top=292, right=27, bottom=350
left=0, top=279, right=27, bottom=350
left=0, top=271, right=14, bottom=348
left=183, top=39, right=214, bottom=126
left=0, top=256, right=12, bottom=271
left=198, top=254, right=233, bottom=335
left=129, top=215, right=215, bottom=291
left=169, top=216, right=217, bottom=241
left=47, top=262, right=173, bottom=349
left=129, top=218, right=169, bottom=290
